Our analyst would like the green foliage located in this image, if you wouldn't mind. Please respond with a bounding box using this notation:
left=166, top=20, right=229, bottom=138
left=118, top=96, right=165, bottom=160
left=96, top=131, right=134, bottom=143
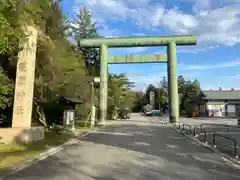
left=108, top=73, right=135, bottom=107
left=0, top=2, right=148, bottom=126
left=132, top=91, right=147, bottom=112
left=0, top=1, right=93, bottom=126
left=71, top=7, right=100, bottom=76
left=176, top=77, right=202, bottom=117
left=0, top=0, right=26, bottom=54
left=0, top=71, right=13, bottom=108
left=144, top=75, right=202, bottom=116
left=107, top=73, right=136, bottom=119
left=158, top=76, right=168, bottom=110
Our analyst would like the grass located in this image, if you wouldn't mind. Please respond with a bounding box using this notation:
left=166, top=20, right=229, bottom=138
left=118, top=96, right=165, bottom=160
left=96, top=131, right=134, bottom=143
left=0, top=120, right=110, bottom=171
left=0, top=126, right=92, bottom=172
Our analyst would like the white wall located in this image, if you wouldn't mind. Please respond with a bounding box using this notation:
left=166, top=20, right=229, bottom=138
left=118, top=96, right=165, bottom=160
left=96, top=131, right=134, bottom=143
left=207, top=103, right=225, bottom=117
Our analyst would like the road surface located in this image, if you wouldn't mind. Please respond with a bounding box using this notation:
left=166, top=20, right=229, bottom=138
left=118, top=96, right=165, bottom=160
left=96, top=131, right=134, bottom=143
left=179, top=117, right=238, bottom=126
left=2, top=115, right=240, bottom=180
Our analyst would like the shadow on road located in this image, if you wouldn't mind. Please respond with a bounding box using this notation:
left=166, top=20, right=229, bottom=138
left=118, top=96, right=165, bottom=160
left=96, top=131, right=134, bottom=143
left=3, top=123, right=240, bottom=180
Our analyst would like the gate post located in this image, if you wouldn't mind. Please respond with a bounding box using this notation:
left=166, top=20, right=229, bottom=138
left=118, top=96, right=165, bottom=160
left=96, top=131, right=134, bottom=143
left=167, top=41, right=179, bottom=123
left=99, top=44, right=108, bottom=124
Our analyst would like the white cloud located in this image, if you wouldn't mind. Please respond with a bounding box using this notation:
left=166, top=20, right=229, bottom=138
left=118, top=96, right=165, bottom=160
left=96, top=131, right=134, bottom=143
left=192, top=0, right=212, bottom=13
left=159, top=4, right=240, bottom=48
left=184, top=60, right=240, bottom=70
left=109, top=47, right=149, bottom=55
left=182, top=0, right=240, bottom=12
left=98, top=24, right=121, bottom=37
left=150, top=7, right=165, bottom=27
left=72, top=0, right=240, bottom=51
left=162, top=8, right=199, bottom=34
left=73, top=0, right=165, bottom=29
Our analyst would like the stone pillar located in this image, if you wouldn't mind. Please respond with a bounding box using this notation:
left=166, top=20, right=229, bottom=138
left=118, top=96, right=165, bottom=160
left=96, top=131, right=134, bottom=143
left=167, top=41, right=179, bottom=123
left=12, top=26, right=38, bottom=128
left=99, top=44, right=108, bottom=124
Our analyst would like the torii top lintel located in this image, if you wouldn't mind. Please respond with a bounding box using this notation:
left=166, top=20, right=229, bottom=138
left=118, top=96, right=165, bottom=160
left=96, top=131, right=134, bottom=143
left=78, top=35, right=197, bottom=48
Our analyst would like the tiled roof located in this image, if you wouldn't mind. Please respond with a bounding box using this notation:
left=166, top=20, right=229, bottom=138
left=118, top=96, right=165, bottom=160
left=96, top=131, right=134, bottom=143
left=202, top=90, right=240, bottom=100
left=60, top=96, right=83, bottom=104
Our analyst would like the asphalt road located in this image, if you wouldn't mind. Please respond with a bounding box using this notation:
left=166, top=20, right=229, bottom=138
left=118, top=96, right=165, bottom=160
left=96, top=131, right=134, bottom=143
left=179, top=117, right=238, bottom=126
left=3, top=115, right=240, bottom=180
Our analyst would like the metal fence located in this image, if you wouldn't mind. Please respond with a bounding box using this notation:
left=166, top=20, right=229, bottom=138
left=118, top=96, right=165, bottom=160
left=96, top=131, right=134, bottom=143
left=213, top=133, right=238, bottom=158
left=174, top=122, right=239, bottom=159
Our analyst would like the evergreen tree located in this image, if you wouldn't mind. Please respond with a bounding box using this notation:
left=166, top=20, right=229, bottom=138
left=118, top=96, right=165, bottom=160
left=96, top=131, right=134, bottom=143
left=160, top=76, right=168, bottom=89
left=183, top=79, right=201, bottom=116
left=71, top=7, right=100, bottom=76
left=178, top=75, right=186, bottom=109
left=158, top=77, right=168, bottom=111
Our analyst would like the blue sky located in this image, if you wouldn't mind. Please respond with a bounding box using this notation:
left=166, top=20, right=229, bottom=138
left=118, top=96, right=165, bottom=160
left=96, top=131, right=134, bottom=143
left=61, top=0, right=240, bottom=91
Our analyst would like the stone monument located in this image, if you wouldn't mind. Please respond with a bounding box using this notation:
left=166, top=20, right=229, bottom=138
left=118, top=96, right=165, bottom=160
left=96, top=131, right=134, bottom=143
left=0, top=26, right=44, bottom=144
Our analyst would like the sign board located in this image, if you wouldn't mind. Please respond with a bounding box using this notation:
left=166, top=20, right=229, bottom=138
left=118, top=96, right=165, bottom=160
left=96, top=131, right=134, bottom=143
left=63, top=110, right=75, bottom=130
left=94, top=77, right=100, bottom=83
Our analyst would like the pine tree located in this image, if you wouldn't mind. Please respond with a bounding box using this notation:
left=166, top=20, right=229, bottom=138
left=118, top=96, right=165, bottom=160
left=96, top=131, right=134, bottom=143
left=158, top=77, right=168, bottom=110
left=71, top=7, right=100, bottom=76
left=160, top=76, right=168, bottom=89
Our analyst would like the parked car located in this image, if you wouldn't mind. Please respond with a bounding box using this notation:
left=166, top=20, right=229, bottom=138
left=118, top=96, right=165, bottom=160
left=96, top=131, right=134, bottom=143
left=145, top=110, right=162, bottom=116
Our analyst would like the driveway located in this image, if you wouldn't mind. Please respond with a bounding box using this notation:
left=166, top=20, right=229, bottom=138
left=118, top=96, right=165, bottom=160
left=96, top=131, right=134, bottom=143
left=2, top=117, right=240, bottom=180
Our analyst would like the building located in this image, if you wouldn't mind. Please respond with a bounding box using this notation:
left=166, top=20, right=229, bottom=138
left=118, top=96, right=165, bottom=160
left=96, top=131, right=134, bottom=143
left=199, top=90, right=240, bottom=118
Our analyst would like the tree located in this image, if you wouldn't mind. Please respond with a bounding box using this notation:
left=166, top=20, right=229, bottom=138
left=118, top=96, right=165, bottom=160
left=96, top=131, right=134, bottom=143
left=178, top=75, right=186, bottom=109
left=160, top=76, right=168, bottom=89
left=0, top=71, right=13, bottom=108
left=158, top=77, right=168, bottom=111
left=0, top=1, right=94, bottom=127
left=107, top=73, right=135, bottom=119
left=183, top=79, right=201, bottom=117
left=70, top=7, right=100, bottom=76
left=132, top=91, right=148, bottom=112
left=108, top=73, right=135, bottom=107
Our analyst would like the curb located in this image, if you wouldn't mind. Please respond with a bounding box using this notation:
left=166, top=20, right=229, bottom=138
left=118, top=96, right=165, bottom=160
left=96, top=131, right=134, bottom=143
left=0, top=131, right=92, bottom=179
left=169, top=125, right=240, bottom=170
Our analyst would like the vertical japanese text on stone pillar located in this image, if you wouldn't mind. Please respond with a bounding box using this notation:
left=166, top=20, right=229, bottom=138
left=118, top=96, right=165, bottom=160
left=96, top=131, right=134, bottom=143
left=12, top=26, right=38, bottom=128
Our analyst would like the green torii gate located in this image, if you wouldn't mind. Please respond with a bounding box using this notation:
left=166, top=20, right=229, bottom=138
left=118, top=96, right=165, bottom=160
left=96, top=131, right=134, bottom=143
left=108, top=53, right=167, bottom=64
left=79, top=35, right=197, bottom=124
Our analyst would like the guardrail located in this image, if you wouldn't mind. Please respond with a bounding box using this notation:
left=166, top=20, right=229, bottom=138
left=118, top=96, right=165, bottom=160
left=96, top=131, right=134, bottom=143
left=172, top=123, right=206, bottom=143
left=173, top=122, right=239, bottom=158
left=182, top=124, right=192, bottom=134
left=175, top=122, right=181, bottom=129
left=201, top=128, right=207, bottom=143
left=193, top=127, right=201, bottom=136
left=213, top=133, right=238, bottom=158
left=200, top=123, right=228, bottom=132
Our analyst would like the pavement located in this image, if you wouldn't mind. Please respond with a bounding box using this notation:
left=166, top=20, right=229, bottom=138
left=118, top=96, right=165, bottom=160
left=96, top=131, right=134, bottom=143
left=1, top=114, right=240, bottom=180
left=178, top=116, right=240, bottom=157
